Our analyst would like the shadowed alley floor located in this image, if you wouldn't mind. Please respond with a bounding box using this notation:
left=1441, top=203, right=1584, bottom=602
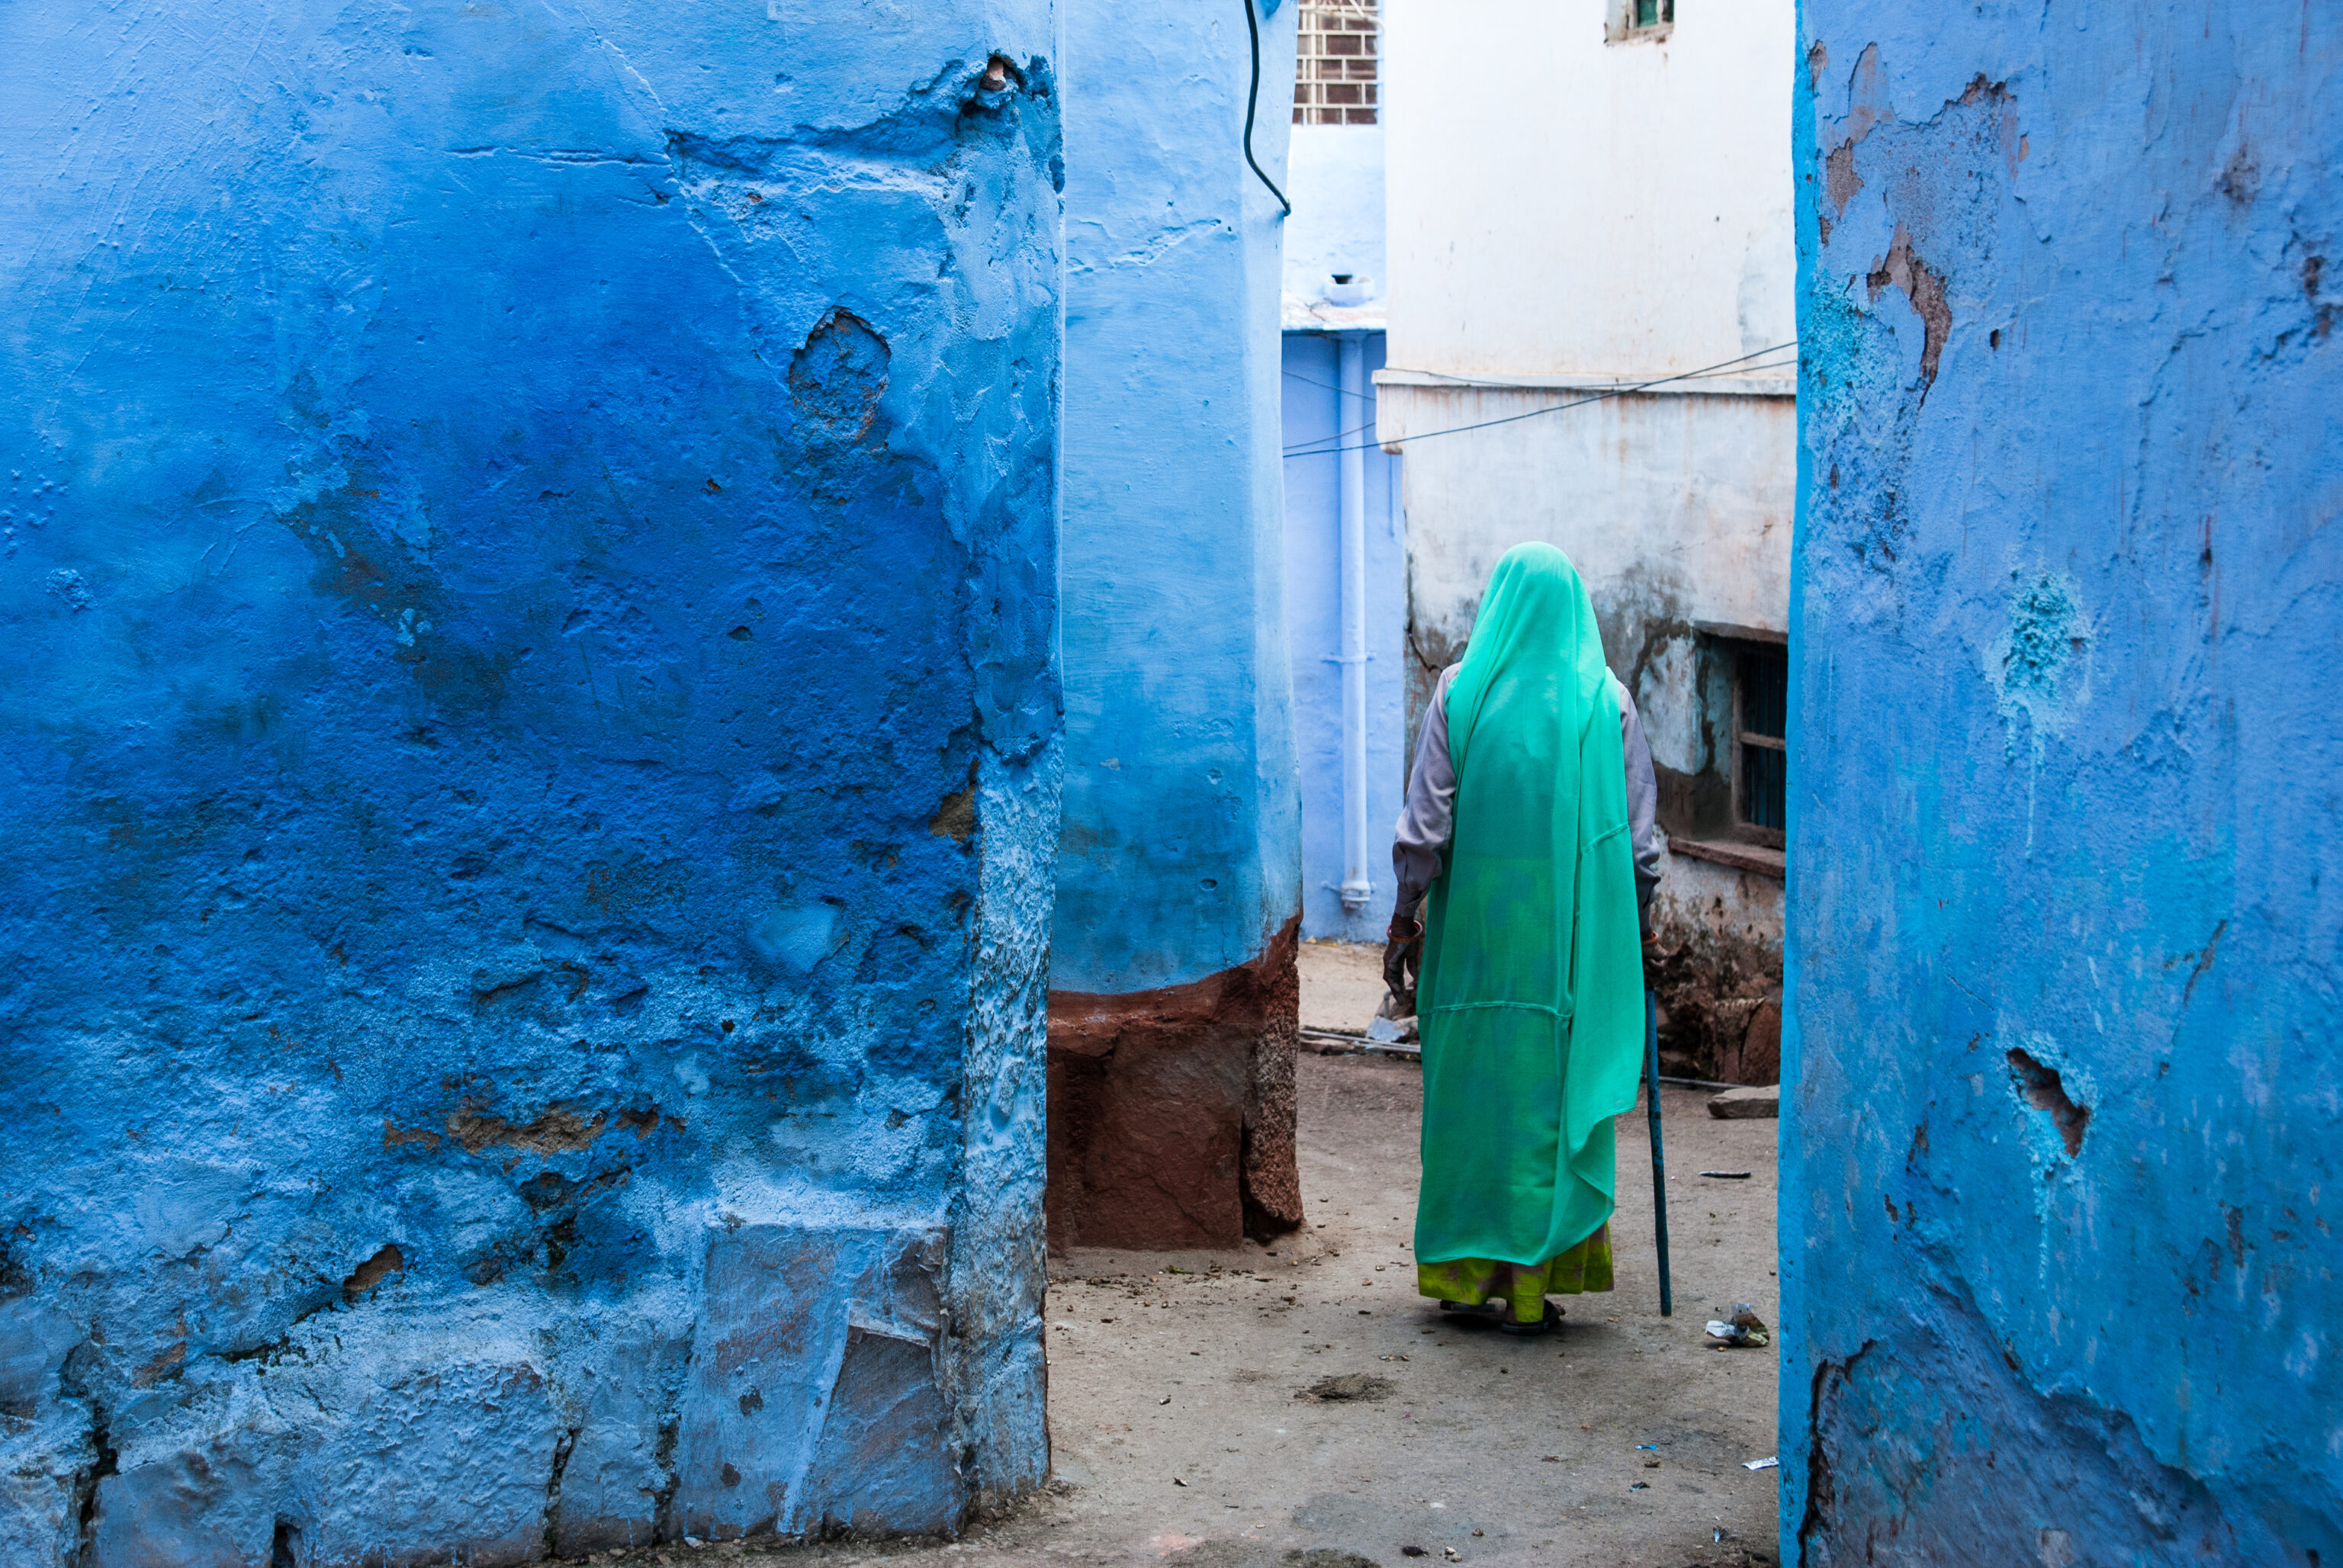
left=583, top=945, right=1781, bottom=1568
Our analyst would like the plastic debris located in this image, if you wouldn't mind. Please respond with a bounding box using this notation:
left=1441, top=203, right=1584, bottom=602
left=1744, top=1456, right=1779, bottom=1471
left=1705, top=1303, right=1772, bottom=1348
left=1699, top=1170, right=1753, bottom=1180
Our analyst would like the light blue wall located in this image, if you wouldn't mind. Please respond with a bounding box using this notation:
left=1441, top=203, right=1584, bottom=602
left=0, top=2, right=1060, bottom=1558
left=1786, top=7, right=2341, bottom=1563
left=1056, top=1, right=1301, bottom=994
left=1283, top=127, right=1388, bottom=302
left=1281, top=333, right=1406, bottom=941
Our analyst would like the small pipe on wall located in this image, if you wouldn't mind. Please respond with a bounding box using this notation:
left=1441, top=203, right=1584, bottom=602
left=1336, top=331, right=1372, bottom=915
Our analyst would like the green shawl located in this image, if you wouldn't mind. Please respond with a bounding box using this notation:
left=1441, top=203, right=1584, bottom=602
left=1414, top=542, right=1646, bottom=1266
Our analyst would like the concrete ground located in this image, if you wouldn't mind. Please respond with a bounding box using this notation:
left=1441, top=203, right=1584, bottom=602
left=585, top=946, right=1781, bottom=1568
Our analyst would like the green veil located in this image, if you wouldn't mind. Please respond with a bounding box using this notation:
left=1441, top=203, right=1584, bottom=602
left=1414, top=542, right=1646, bottom=1267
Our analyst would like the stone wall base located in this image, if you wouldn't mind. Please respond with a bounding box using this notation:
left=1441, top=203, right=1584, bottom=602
left=1045, top=918, right=1303, bottom=1249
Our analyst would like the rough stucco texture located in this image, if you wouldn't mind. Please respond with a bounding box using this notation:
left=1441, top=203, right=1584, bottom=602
left=1055, top=0, right=1300, bottom=998
left=1047, top=0, right=1304, bottom=1248
left=1786, top=7, right=2340, bottom=1565
left=0, top=2, right=1061, bottom=1560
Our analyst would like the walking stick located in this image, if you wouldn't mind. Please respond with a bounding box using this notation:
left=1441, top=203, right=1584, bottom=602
left=1644, top=988, right=1673, bottom=1317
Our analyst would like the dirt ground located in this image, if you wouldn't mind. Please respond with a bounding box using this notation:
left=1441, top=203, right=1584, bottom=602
left=1296, top=939, right=1390, bottom=1036
left=586, top=946, right=1781, bottom=1568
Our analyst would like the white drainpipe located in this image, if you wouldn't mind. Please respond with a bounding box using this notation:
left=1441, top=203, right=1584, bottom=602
left=1335, top=332, right=1372, bottom=915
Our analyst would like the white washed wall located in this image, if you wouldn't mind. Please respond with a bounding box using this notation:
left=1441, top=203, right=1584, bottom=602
left=1380, top=0, right=1795, bottom=380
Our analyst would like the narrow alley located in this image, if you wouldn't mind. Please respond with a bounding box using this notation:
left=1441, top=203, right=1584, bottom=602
left=8, top=0, right=2331, bottom=1562
left=575, top=949, right=1779, bottom=1568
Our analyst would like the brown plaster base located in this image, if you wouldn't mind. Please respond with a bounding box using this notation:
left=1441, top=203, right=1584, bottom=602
left=1046, top=917, right=1303, bottom=1251
left=1647, top=927, right=1782, bottom=1086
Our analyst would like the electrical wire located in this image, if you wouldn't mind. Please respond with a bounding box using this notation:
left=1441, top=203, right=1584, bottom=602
left=1390, top=347, right=1798, bottom=391
left=1281, top=368, right=1378, bottom=402
left=1281, top=342, right=1800, bottom=458
left=1283, top=416, right=1382, bottom=455
left=1273, top=357, right=1799, bottom=446
left=1240, top=0, right=1291, bottom=217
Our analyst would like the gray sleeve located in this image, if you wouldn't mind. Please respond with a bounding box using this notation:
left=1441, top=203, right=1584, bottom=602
left=1391, top=665, right=1460, bottom=915
left=1615, top=674, right=1664, bottom=925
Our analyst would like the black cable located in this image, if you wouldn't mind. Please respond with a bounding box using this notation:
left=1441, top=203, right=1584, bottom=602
left=1241, top=0, right=1291, bottom=217
left=1282, top=342, right=1801, bottom=458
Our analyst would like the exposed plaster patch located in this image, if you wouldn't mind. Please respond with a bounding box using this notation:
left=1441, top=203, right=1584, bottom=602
left=789, top=309, right=892, bottom=445
left=1865, top=226, right=1950, bottom=400
left=1824, top=140, right=1863, bottom=220
left=340, top=1244, right=405, bottom=1303
left=2005, top=1046, right=2088, bottom=1158
left=445, top=1107, right=612, bottom=1155
left=929, top=780, right=976, bottom=843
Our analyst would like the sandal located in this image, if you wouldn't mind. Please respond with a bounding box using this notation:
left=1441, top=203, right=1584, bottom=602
left=1438, top=1300, right=1502, bottom=1319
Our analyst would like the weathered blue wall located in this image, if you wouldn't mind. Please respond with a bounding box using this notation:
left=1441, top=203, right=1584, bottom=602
left=1043, top=0, right=1303, bottom=1251
left=0, top=2, right=1061, bottom=1560
left=1785, top=6, right=2341, bottom=1563
left=1056, top=0, right=1300, bottom=998
left=1279, top=331, right=1405, bottom=941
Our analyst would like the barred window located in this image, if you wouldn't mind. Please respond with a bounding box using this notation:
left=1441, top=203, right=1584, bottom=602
left=1733, top=644, right=1787, bottom=840
left=1294, top=0, right=1379, bottom=126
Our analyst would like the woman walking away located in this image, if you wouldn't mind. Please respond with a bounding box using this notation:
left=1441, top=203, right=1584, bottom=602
left=1385, top=541, right=1663, bottom=1335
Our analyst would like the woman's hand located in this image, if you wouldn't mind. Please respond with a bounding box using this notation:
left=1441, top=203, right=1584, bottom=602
left=1383, top=906, right=1424, bottom=1015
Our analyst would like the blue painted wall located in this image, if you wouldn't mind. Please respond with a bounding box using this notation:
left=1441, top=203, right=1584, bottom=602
left=1056, top=0, right=1301, bottom=994
left=1785, top=7, right=2341, bottom=1563
left=1279, top=332, right=1406, bottom=940
left=1282, top=126, right=1387, bottom=304
left=0, top=2, right=1060, bottom=1559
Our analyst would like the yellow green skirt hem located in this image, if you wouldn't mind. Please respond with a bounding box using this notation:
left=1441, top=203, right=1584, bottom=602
left=1416, top=1224, right=1614, bottom=1319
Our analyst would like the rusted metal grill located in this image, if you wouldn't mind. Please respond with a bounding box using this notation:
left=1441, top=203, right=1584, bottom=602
left=1294, top=0, right=1378, bottom=125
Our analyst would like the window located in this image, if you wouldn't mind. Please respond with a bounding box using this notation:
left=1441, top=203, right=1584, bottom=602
left=1733, top=644, right=1787, bottom=842
left=1660, top=628, right=1786, bottom=877
left=1294, top=0, right=1379, bottom=125
left=1609, top=0, right=1673, bottom=43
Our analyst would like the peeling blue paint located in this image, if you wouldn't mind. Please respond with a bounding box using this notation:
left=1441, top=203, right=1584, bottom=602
left=0, top=0, right=1060, bottom=1559
left=1787, top=5, right=2342, bottom=1563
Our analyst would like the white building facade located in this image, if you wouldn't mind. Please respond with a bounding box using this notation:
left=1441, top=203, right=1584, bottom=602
left=1377, top=0, right=1796, bottom=1081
